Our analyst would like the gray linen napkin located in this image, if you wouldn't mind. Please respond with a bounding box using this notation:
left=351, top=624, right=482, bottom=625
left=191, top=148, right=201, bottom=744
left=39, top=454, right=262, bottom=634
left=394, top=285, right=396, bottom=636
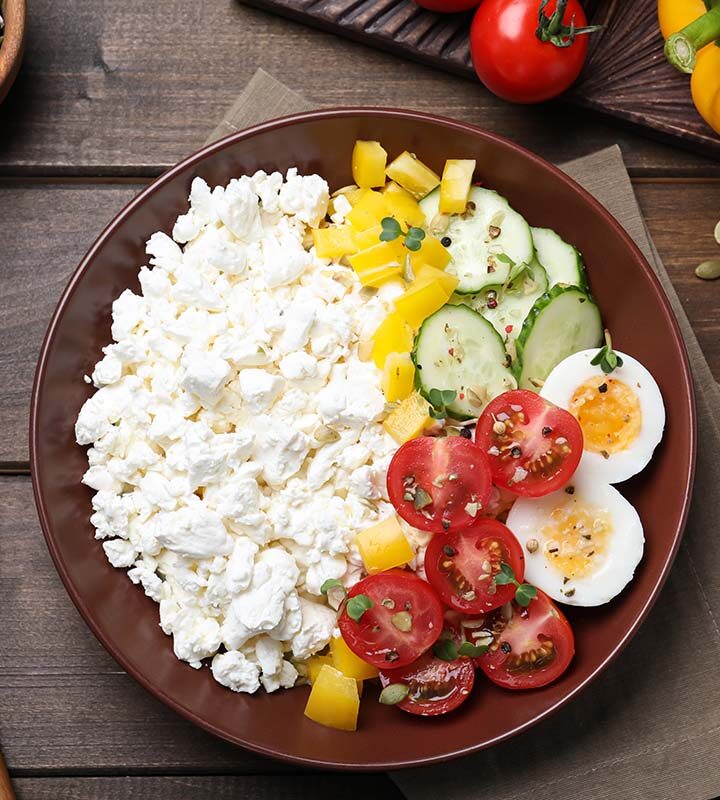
left=209, top=70, right=720, bottom=799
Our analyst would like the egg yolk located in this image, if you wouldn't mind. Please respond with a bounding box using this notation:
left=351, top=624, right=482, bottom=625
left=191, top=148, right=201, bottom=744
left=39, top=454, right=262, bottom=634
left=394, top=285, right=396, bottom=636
left=568, top=376, right=642, bottom=455
left=541, top=500, right=611, bottom=580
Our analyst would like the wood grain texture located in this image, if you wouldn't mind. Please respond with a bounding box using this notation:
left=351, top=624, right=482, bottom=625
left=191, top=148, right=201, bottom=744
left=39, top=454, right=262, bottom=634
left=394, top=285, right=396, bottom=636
left=0, top=0, right=717, bottom=177
left=10, top=776, right=404, bottom=799
left=1, top=180, right=718, bottom=465
left=238, top=0, right=720, bottom=160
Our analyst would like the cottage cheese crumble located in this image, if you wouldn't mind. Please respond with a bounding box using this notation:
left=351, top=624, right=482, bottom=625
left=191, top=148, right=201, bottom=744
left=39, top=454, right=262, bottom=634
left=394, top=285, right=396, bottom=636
left=76, top=169, right=415, bottom=693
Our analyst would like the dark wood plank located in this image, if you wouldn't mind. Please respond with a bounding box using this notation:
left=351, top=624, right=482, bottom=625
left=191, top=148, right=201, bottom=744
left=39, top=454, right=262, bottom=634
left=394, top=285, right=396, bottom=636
left=0, top=0, right=716, bottom=177
left=10, top=775, right=404, bottom=799
left=2, top=180, right=718, bottom=465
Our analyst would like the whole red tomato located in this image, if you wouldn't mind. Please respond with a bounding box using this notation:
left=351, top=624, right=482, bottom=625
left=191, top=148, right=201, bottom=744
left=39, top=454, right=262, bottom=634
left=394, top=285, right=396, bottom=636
left=414, top=0, right=480, bottom=11
left=470, top=0, right=598, bottom=103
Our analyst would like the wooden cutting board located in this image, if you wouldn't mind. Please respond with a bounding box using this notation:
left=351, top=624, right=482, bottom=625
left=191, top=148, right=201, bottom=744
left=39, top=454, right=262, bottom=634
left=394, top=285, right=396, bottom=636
left=239, top=0, right=720, bottom=160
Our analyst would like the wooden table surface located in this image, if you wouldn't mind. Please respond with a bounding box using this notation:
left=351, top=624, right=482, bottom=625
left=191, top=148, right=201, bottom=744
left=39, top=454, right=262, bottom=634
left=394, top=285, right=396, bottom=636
left=1, top=1, right=719, bottom=798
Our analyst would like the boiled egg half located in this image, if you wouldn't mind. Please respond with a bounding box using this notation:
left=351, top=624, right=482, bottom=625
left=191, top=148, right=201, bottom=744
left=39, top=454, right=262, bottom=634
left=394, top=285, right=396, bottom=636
left=506, top=474, right=643, bottom=606
left=540, top=349, right=665, bottom=484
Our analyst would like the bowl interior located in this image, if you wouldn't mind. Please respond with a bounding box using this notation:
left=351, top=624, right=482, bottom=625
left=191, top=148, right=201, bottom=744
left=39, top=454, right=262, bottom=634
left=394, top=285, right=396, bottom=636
left=31, top=110, right=695, bottom=769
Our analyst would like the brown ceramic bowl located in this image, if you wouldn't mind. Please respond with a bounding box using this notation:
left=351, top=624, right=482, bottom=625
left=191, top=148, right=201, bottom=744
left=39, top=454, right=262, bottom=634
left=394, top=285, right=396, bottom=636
left=30, top=110, right=696, bottom=770
left=0, top=0, right=25, bottom=104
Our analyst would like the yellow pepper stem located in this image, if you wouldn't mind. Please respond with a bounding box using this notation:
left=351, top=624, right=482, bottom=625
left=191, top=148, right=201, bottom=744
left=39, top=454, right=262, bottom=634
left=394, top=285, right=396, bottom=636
left=665, top=5, right=720, bottom=73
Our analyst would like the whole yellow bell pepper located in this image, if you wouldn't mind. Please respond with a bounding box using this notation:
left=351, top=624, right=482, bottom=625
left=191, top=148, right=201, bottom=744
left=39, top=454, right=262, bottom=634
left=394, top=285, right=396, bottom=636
left=692, top=45, right=720, bottom=132
left=659, top=0, right=708, bottom=39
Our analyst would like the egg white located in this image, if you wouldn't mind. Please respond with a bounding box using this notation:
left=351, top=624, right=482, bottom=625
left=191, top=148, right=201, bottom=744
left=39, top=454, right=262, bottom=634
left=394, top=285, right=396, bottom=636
left=540, top=349, right=665, bottom=484
left=505, top=475, right=644, bottom=607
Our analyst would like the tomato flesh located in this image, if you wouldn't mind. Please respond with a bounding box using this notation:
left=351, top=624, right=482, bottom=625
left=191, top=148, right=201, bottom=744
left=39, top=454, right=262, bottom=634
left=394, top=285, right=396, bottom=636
left=475, top=390, right=583, bottom=498
left=475, top=589, right=574, bottom=689
left=338, top=570, right=445, bottom=670
left=387, top=435, right=493, bottom=533
left=379, top=651, right=475, bottom=716
left=470, top=0, right=591, bottom=104
left=424, top=519, right=525, bottom=614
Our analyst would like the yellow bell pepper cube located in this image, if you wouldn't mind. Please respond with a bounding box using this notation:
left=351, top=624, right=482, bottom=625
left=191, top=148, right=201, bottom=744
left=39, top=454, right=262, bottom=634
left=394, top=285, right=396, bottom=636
left=311, top=226, right=358, bottom=259
left=383, top=181, right=425, bottom=228
left=413, top=264, right=459, bottom=297
left=356, top=515, right=415, bottom=575
left=381, top=352, right=415, bottom=402
left=349, top=240, right=404, bottom=287
left=394, top=278, right=451, bottom=329
left=351, top=224, right=383, bottom=251
left=383, top=392, right=433, bottom=444
left=346, top=189, right=391, bottom=231
left=371, top=311, right=414, bottom=370
left=439, top=159, right=476, bottom=214
left=352, top=140, right=388, bottom=189
left=307, top=654, right=334, bottom=685
left=304, top=664, right=360, bottom=731
left=386, top=151, right=441, bottom=200
left=410, top=235, right=451, bottom=272
left=330, top=635, right=379, bottom=681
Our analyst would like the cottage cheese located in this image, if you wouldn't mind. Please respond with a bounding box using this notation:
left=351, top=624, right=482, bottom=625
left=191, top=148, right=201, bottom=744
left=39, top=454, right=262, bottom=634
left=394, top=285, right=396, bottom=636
left=75, top=169, right=408, bottom=694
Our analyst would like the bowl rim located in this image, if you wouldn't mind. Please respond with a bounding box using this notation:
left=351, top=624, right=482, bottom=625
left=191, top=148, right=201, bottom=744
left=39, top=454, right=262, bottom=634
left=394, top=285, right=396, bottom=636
left=29, top=107, right=697, bottom=771
left=0, top=0, right=26, bottom=103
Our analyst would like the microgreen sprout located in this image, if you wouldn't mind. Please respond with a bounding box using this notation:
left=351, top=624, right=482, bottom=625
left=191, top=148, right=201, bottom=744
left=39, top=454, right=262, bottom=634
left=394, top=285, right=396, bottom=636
left=346, top=594, right=374, bottom=622
left=590, top=329, right=624, bottom=374
left=379, top=216, right=426, bottom=252
left=494, top=562, right=538, bottom=607
left=427, top=388, right=457, bottom=420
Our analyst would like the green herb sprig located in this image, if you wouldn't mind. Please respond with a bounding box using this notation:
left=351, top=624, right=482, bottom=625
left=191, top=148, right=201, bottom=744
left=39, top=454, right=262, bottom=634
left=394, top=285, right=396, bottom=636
left=434, top=637, right=489, bottom=662
left=427, top=388, right=457, bottom=420
left=379, top=216, right=426, bottom=252
left=590, top=329, right=624, bottom=375
left=494, top=562, right=538, bottom=607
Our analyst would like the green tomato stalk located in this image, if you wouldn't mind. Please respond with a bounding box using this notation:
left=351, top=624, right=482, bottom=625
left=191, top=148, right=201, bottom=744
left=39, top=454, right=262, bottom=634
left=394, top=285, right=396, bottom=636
left=665, top=2, right=720, bottom=73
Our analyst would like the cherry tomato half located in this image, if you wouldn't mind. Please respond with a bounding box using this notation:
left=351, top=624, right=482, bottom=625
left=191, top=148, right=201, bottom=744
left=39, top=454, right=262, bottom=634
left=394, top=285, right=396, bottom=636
left=475, top=589, right=574, bottom=689
left=412, top=0, right=480, bottom=12
left=338, top=570, right=445, bottom=670
left=424, top=519, right=525, bottom=614
left=475, top=390, right=583, bottom=498
left=470, top=0, right=593, bottom=104
left=387, top=435, right=493, bottom=533
left=379, top=651, right=475, bottom=716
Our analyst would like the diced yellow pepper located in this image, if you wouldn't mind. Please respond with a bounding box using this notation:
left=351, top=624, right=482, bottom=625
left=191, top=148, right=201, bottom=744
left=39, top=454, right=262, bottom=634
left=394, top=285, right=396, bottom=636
left=357, top=265, right=403, bottom=288
left=371, top=311, right=414, bottom=370
left=413, top=264, right=459, bottom=296
left=307, top=654, right=334, bottom=685
left=381, top=352, right=415, bottom=402
left=383, top=181, right=425, bottom=228
left=394, top=278, right=451, bottom=329
left=311, top=226, right=358, bottom=259
left=439, top=159, right=476, bottom=214
left=383, top=392, right=433, bottom=444
left=330, top=635, right=380, bottom=681
left=352, top=140, right=388, bottom=189
left=410, top=235, right=451, bottom=272
left=349, top=240, right=403, bottom=280
left=304, top=665, right=360, bottom=732
left=351, top=224, right=383, bottom=251
left=356, top=515, right=415, bottom=575
left=346, top=189, right=391, bottom=231
left=386, top=151, right=441, bottom=200
left=336, top=187, right=365, bottom=207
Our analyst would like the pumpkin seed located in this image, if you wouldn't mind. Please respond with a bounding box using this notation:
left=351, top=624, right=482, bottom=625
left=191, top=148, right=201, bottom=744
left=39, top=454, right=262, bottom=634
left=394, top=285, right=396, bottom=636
left=695, top=259, right=720, bottom=281
left=379, top=683, right=410, bottom=705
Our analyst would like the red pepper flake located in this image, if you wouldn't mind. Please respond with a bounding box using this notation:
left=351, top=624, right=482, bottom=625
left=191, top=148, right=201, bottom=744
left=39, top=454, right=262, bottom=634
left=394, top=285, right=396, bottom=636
left=505, top=325, right=514, bottom=334
left=448, top=347, right=455, bottom=356
left=459, top=392, right=465, bottom=400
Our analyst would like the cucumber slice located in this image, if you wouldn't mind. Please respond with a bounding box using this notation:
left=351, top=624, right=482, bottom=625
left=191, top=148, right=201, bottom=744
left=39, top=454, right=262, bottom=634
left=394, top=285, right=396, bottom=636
left=454, top=260, right=548, bottom=345
left=531, top=227, right=587, bottom=289
left=413, top=304, right=517, bottom=419
left=515, top=285, right=603, bottom=391
left=420, top=187, right=534, bottom=294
